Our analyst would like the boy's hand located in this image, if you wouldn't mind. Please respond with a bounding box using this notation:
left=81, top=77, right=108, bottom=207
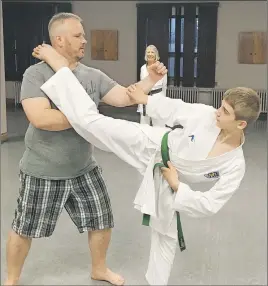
left=161, top=161, right=180, bottom=192
left=126, top=84, right=148, bottom=105
left=147, top=61, right=168, bottom=83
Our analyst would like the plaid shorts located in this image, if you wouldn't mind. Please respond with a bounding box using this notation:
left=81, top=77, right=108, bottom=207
left=12, top=166, right=114, bottom=238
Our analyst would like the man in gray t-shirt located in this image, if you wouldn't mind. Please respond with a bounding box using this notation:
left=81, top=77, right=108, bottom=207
left=5, top=12, right=165, bottom=286
left=19, top=61, right=116, bottom=179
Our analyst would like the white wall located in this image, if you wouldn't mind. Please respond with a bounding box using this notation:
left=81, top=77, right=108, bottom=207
left=4, top=1, right=267, bottom=101
left=1, top=1, right=7, bottom=136
left=73, top=1, right=137, bottom=86
left=73, top=0, right=266, bottom=89
left=215, top=1, right=267, bottom=89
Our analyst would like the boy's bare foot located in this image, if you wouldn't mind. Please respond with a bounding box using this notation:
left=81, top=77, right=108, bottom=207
left=32, top=44, right=68, bottom=71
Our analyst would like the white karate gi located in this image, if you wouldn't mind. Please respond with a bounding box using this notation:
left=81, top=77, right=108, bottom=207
left=137, top=64, right=167, bottom=127
left=41, top=67, right=246, bottom=285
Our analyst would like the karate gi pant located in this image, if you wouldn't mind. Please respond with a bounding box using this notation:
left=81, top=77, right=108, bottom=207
left=41, top=67, right=178, bottom=285
left=146, top=229, right=177, bottom=285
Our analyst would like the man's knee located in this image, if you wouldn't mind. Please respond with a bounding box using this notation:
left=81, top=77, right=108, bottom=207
left=11, top=222, right=55, bottom=238
left=88, top=227, right=112, bottom=233
left=76, top=218, right=114, bottom=233
left=8, top=229, right=33, bottom=242
left=87, top=227, right=112, bottom=239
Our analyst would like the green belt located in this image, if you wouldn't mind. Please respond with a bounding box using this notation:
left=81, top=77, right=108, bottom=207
left=142, top=132, right=186, bottom=251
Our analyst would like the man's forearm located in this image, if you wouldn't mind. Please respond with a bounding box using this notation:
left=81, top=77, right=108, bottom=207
left=101, top=77, right=158, bottom=107
left=118, top=76, right=155, bottom=106
left=41, top=53, right=157, bottom=107
left=114, top=75, right=157, bottom=106
left=136, top=75, right=157, bottom=94
left=36, top=109, right=72, bottom=131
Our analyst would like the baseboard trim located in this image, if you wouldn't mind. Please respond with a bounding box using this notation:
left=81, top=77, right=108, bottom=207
left=1, top=132, right=8, bottom=143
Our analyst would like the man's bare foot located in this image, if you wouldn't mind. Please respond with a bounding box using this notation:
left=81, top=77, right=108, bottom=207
left=91, top=268, right=125, bottom=285
left=4, top=279, right=18, bottom=286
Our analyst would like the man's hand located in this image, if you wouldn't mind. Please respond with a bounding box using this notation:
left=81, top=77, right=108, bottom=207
left=147, top=61, right=168, bottom=83
left=161, top=161, right=180, bottom=192
left=126, top=84, right=148, bottom=105
left=21, top=97, right=72, bottom=131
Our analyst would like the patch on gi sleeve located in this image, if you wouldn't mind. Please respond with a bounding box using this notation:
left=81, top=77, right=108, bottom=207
left=204, top=171, right=220, bottom=179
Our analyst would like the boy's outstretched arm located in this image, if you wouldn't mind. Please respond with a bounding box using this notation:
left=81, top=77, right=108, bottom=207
left=127, top=85, right=213, bottom=127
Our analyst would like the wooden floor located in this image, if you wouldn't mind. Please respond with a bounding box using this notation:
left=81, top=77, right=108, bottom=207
left=1, top=105, right=267, bottom=285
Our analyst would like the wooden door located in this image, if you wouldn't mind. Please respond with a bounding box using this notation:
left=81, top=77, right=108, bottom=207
left=91, top=30, right=118, bottom=61
left=238, top=32, right=267, bottom=64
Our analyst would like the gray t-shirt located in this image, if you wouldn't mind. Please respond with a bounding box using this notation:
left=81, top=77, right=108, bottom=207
left=19, top=62, right=117, bottom=180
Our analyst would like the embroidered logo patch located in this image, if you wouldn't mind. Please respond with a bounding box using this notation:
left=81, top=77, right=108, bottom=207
left=204, top=171, right=220, bottom=179
left=188, top=135, right=195, bottom=142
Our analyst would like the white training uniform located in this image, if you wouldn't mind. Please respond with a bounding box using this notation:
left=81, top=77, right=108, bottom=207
left=137, top=64, right=167, bottom=127
left=41, top=67, right=246, bottom=285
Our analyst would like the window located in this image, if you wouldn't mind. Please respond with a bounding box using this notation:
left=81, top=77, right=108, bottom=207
left=168, top=6, right=199, bottom=86
left=169, top=18, right=176, bottom=53
left=3, top=2, right=72, bottom=81
left=137, top=3, right=218, bottom=87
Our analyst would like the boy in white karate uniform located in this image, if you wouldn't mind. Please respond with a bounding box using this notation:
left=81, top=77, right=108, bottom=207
left=32, top=45, right=260, bottom=285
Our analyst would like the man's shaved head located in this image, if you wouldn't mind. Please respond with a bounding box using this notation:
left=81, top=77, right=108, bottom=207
left=48, top=12, right=82, bottom=42
left=47, top=12, right=86, bottom=64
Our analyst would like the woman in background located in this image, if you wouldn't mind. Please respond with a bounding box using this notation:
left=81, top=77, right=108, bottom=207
left=137, top=45, right=167, bottom=126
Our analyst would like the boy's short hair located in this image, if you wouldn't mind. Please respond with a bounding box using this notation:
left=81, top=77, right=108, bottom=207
left=223, top=87, right=261, bottom=124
